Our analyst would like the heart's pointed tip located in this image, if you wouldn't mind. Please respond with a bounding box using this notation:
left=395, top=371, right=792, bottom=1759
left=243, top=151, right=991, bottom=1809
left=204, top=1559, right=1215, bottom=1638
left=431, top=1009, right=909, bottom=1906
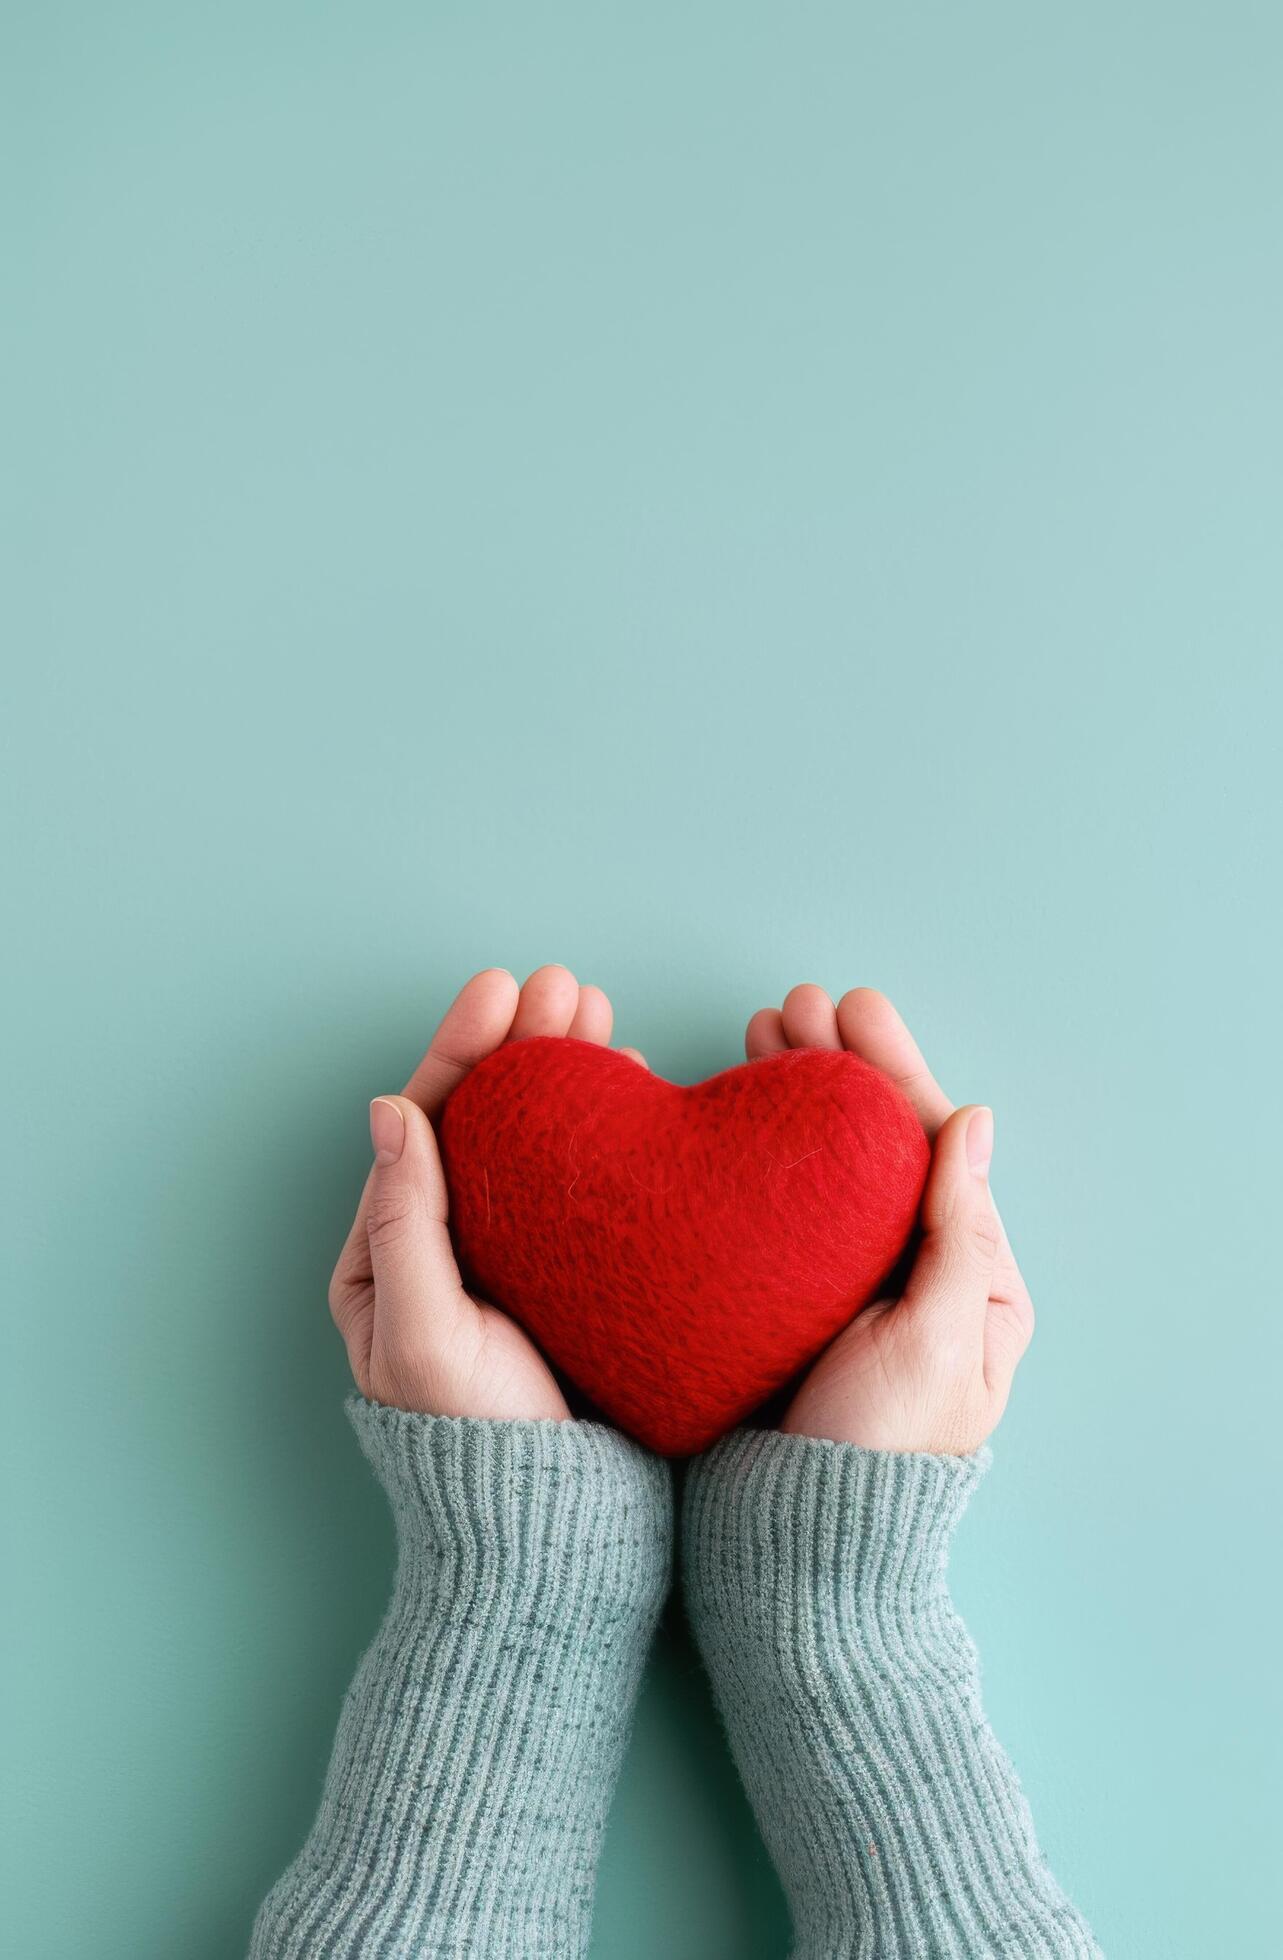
left=636, top=1427, right=724, bottom=1459
left=627, top=1408, right=753, bottom=1457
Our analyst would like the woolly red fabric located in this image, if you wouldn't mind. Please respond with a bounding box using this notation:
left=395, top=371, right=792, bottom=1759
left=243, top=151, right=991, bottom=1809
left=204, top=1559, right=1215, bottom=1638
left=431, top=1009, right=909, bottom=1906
left=439, top=1037, right=930, bottom=1456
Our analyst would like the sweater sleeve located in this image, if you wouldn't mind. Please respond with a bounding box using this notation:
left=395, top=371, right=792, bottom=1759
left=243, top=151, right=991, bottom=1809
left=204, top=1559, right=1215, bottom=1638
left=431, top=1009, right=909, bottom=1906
left=250, top=1398, right=672, bottom=1959
left=681, top=1428, right=1099, bottom=1960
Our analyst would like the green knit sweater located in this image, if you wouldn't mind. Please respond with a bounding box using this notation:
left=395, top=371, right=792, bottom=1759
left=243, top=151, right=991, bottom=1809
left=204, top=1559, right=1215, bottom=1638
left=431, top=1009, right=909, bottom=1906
left=251, top=1402, right=1098, bottom=1958
left=683, top=1429, right=1099, bottom=1959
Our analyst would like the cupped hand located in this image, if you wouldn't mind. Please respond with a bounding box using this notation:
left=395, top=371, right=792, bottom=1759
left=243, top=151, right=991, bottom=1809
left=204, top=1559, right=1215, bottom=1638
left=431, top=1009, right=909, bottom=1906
left=329, top=965, right=631, bottom=1422
left=746, top=987, right=1035, bottom=1455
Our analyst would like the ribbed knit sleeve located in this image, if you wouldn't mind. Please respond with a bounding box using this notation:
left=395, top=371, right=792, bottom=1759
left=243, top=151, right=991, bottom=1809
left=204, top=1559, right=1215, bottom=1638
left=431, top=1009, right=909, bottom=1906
left=682, top=1428, right=1100, bottom=1960
left=250, top=1399, right=672, bottom=1959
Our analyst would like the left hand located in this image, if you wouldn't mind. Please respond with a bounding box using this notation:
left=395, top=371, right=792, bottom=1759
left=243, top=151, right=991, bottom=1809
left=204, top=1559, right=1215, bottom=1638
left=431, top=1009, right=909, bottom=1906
left=745, top=986, right=1035, bottom=1455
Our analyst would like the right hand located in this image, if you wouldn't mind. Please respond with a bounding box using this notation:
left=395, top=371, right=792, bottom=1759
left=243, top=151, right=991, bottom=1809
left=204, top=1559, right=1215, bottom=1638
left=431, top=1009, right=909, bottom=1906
left=329, top=965, right=633, bottom=1422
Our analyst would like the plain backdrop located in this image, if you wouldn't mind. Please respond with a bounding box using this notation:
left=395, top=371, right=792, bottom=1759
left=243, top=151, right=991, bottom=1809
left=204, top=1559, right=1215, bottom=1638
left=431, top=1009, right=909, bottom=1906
left=4, top=5, right=1281, bottom=1956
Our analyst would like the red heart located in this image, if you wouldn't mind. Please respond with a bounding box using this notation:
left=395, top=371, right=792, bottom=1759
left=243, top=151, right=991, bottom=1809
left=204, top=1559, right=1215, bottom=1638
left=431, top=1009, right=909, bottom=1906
left=439, top=1036, right=930, bottom=1455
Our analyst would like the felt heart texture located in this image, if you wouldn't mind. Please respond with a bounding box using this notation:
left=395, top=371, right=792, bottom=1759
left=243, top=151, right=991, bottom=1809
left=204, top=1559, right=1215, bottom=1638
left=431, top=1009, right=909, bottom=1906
left=439, top=1037, right=930, bottom=1456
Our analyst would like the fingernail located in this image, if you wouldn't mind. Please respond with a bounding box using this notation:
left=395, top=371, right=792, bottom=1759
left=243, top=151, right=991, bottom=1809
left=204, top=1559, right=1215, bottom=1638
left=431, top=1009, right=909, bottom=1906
left=369, top=1098, right=405, bottom=1165
left=966, top=1106, right=994, bottom=1177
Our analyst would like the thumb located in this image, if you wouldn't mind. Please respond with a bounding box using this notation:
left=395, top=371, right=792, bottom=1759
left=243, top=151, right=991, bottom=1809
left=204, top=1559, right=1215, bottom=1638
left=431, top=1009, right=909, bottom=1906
left=899, top=1104, right=1000, bottom=1345
left=365, top=1095, right=472, bottom=1358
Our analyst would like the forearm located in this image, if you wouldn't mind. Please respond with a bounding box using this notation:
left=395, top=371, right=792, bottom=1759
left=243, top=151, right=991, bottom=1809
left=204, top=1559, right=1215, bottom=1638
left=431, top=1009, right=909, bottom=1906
left=252, top=1399, right=671, bottom=1958
left=682, top=1428, right=1098, bottom=1960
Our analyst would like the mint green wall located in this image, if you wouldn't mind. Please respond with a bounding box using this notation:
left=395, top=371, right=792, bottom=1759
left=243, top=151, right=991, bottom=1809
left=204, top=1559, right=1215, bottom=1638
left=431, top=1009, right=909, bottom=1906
left=5, top=7, right=1279, bottom=1956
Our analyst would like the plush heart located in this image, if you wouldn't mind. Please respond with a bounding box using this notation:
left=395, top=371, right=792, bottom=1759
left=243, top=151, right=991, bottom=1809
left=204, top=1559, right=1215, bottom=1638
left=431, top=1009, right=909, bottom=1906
left=439, top=1037, right=930, bottom=1456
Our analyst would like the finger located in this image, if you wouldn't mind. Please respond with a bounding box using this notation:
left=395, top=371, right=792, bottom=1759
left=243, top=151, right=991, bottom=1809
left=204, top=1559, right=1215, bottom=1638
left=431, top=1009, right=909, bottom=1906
left=835, top=988, right=953, bottom=1136
left=899, top=1105, right=1000, bottom=1348
left=332, top=1159, right=379, bottom=1302
left=344, top=970, right=519, bottom=1283
left=780, top=984, right=841, bottom=1049
left=618, top=1045, right=648, bottom=1068
left=365, top=1095, right=473, bottom=1360
left=984, top=1290, right=1035, bottom=1407
left=508, top=964, right=581, bottom=1040
left=835, top=991, right=1031, bottom=1304
left=402, top=968, right=520, bottom=1118
left=567, top=983, right=613, bottom=1044
left=745, top=1008, right=787, bottom=1059
left=328, top=1264, right=374, bottom=1396
left=328, top=1164, right=378, bottom=1394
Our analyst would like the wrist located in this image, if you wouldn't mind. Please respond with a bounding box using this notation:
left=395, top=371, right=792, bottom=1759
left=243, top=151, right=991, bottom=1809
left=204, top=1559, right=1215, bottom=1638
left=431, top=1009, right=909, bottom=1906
left=364, top=1315, right=573, bottom=1424
left=684, top=1426, right=989, bottom=1623
left=782, top=1373, right=994, bottom=1456
left=349, top=1396, right=672, bottom=1616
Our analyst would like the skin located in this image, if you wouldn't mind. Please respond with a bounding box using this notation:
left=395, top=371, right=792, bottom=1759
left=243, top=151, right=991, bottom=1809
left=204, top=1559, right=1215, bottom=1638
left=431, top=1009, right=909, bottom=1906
left=747, top=984, right=1034, bottom=1454
left=330, top=970, right=1034, bottom=1455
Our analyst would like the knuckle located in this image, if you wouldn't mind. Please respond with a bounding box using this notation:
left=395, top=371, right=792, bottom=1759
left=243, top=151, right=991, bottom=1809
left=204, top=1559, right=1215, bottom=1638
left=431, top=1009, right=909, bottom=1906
left=328, top=1263, right=357, bottom=1327
left=346, top=1331, right=373, bottom=1401
left=365, top=1184, right=417, bottom=1250
left=965, top=1203, right=1001, bottom=1265
left=1013, top=1293, right=1036, bottom=1351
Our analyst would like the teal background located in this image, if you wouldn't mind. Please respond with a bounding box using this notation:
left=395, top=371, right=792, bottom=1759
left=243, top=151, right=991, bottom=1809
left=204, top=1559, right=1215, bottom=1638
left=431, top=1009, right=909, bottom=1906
left=4, top=5, right=1280, bottom=1956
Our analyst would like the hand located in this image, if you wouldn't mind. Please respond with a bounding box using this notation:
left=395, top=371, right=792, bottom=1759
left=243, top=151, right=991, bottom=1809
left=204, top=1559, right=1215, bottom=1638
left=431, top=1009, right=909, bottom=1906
left=330, top=965, right=633, bottom=1422
left=745, top=986, right=1035, bottom=1455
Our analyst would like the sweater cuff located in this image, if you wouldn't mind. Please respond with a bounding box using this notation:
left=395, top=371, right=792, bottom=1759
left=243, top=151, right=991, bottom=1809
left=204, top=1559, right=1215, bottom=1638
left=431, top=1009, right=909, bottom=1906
left=348, top=1396, right=673, bottom=1614
left=683, top=1425, right=989, bottom=1612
